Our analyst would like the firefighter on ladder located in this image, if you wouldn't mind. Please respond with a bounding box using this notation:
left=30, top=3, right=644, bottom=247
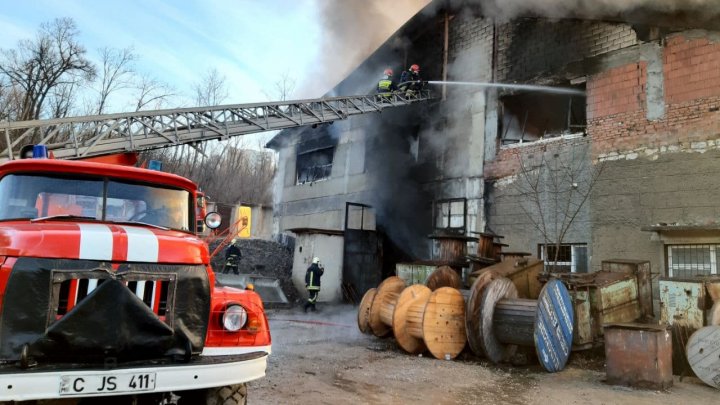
left=399, top=64, right=422, bottom=97
left=377, top=68, right=396, bottom=99
left=304, top=257, right=324, bottom=312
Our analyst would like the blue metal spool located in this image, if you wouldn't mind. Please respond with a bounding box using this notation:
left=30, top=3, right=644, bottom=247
left=534, top=279, right=574, bottom=373
left=473, top=276, right=574, bottom=372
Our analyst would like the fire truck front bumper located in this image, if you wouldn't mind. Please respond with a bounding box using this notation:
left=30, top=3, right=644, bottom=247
left=0, top=349, right=269, bottom=402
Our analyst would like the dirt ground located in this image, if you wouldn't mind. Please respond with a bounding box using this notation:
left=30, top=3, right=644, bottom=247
left=250, top=305, right=718, bottom=405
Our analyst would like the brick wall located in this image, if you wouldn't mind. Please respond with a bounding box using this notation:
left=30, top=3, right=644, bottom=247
left=665, top=35, right=720, bottom=104
left=587, top=63, right=646, bottom=119
left=449, top=16, right=493, bottom=55
left=484, top=135, right=588, bottom=180
left=588, top=32, right=720, bottom=157
left=496, top=19, right=637, bottom=82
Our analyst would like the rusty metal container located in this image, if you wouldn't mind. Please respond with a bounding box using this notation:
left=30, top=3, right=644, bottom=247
left=658, top=277, right=720, bottom=375
left=602, top=259, right=653, bottom=319
left=395, top=262, right=438, bottom=286
left=604, top=323, right=673, bottom=390
left=542, top=270, right=643, bottom=350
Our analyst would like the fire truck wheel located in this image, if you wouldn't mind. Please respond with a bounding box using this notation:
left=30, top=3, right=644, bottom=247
left=178, top=383, right=247, bottom=405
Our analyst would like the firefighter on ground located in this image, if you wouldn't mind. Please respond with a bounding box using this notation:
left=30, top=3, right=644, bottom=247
left=399, top=64, right=422, bottom=96
left=224, top=238, right=242, bottom=275
left=304, top=257, right=324, bottom=312
left=377, top=68, right=396, bottom=98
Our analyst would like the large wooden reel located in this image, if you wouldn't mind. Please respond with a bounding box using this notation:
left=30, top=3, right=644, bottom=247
left=367, top=276, right=405, bottom=337
left=357, top=287, right=377, bottom=334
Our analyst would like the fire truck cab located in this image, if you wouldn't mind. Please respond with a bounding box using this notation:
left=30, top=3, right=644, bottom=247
left=0, top=158, right=270, bottom=404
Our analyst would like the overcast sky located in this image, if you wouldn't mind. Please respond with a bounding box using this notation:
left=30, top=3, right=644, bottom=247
left=0, top=0, right=429, bottom=111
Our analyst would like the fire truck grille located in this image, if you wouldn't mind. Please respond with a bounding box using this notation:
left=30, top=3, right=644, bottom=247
left=50, top=272, right=177, bottom=326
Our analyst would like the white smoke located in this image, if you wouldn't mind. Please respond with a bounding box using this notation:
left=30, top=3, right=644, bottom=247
left=297, top=0, right=431, bottom=98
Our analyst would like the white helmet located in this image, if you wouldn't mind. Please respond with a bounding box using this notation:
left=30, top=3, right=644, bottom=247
left=312, top=257, right=320, bottom=264
left=231, top=238, right=237, bottom=244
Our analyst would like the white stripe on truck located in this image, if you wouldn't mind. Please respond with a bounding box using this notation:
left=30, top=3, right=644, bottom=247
left=78, top=224, right=113, bottom=261
left=121, top=225, right=159, bottom=262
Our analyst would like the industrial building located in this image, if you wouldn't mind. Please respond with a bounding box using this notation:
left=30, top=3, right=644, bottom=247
left=267, top=1, right=720, bottom=303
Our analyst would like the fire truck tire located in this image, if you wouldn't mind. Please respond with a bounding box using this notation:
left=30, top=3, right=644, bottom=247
left=178, top=383, right=247, bottom=405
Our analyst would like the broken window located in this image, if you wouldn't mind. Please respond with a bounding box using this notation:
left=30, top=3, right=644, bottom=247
left=433, top=198, right=466, bottom=234
left=296, top=146, right=334, bottom=184
left=538, top=243, right=588, bottom=273
left=666, top=244, right=718, bottom=278
left=498, top=85, right=586, bottom=146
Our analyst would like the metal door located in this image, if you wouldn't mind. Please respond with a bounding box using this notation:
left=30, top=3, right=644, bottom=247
left=342, top=203, right=382, bottom=303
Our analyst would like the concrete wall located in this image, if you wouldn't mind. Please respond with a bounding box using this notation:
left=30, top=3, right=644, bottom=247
left=592, top=150, right=720, bottom=275
left=291, top=233, right=344, bottom=302
left=486, top=137, right=593, bottom=262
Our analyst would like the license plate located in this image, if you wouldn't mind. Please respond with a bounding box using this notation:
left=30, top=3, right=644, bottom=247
left=59, top=372, right=156, bottom=396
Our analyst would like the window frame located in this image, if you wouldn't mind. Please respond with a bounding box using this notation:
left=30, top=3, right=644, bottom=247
left=538, top=243, right=588, bottom=273
left=432, top=198, right=467, bottom=235
left=665, top=244, right=719, bottom=278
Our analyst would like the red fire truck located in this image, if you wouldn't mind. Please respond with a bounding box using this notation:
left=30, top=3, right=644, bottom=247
left=0, top=157, right=270, bottom=404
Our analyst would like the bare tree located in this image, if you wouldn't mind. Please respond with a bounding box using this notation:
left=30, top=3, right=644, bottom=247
left=133, top=74, right=175, bottom=111
left=263, top=71, right=296, bottom=102
left=0, top=80, right=23, bottom=121
left=94, top=46, right=136, bottom=114
left=513, top=142, right=604, bottom=272
left=47, top=81, right=79, bottom=118
left=0, top=17, right=95, bottom=122
left=192, top=68, right=228, bottom=106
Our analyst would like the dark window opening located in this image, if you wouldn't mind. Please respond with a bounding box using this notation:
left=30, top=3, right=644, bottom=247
left=433, top=198, right=466, bottom=235
left=539, top=243, right=588, bottom=273
left=499, top=85, right=586, bottom=146
left=296, top=146, right=334, bottom=184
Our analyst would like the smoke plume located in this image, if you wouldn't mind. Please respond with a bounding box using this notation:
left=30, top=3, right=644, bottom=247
left=298, top=0, right=430, bottom=98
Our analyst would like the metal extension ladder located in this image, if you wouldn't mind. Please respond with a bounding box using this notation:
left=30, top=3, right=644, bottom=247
left=1, top=91, right=432, bottom=161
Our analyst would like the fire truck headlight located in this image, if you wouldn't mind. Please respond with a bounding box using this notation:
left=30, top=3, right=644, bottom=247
left=205, top=212, right=222, bottom=229
left=222, top=305, right=248, bottom=332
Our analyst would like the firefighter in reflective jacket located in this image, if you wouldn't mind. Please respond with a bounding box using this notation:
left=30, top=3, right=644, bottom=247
left=399, top=64, right=422, bottom=96
left=304, top=257, right=324, bottom=312
left=224, top=238, right=242, bottom=275
left=377, top=68, right=396, bottom=97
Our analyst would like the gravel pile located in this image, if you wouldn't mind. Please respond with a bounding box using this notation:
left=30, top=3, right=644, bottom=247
left=210, top=238, right=299, bottom=304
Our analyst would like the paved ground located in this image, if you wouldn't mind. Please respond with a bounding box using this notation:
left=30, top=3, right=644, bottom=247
left=250, top=305, right=718, bottom=404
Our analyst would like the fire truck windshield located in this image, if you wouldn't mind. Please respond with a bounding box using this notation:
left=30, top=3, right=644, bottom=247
left=0, top=174, right=191, bottom=231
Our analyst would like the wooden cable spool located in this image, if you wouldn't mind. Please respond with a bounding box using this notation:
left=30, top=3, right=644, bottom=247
left=393, top=286, right=467, bottom=359
left=358, top=279, right=467, bottom=359
left=469, top=277, right=574, bottom=372
left=357, top=287, right=376, bottom=334
left=392, top=284, right=432, bottom=354
left=366, top=276, right=405, bottom=337
left=687, top=325, right=720, bottom=389
left=426, top=265, right=462, bottom=291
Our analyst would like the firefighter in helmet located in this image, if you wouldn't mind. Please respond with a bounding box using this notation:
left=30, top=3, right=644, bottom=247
left=399, top=64, right=422, bottom=96
left=224, top=238, right=242, bottom=275
left=377, top=68, right=397, bottom=98
left=304, top=257, right=324, bottom=312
